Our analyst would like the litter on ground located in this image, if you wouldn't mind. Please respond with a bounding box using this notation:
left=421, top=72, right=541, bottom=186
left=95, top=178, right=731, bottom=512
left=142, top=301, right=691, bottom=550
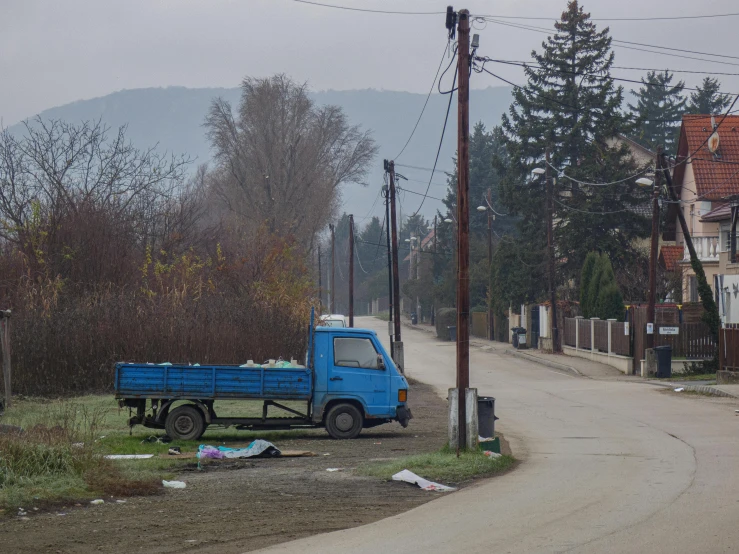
left=484, top=451, right=502, bottom=459
left=674, top=387, right=685, bottom=392
left=391, top=469, right=456, bottom=492
left=104, top=454, right=154, bottom=460
left=90, top=499, right=105, bottom=505
left=198, top=440, right=281, bottom=459
left=162, top=480, right=187, bottom=489
left=326, top=468, right=343, bottom=472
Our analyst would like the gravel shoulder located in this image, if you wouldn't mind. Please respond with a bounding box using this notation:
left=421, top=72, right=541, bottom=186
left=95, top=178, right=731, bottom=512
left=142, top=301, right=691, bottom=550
left=0, top=381, right=507, bottom=554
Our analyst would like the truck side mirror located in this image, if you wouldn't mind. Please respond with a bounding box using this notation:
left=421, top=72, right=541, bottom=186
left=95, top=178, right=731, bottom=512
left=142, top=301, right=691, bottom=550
left=377, top=354, right=386, bottom=370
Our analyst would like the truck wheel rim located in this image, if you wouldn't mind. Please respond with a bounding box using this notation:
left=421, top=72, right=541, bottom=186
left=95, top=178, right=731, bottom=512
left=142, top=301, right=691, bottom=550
left=335, top=412, right=354, bottom=431
left=175, top=416, right=194, bottom=435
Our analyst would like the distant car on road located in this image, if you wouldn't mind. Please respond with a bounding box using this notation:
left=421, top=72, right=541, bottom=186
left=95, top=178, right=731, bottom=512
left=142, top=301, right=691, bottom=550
left=321, top=314, right=347, bottom=327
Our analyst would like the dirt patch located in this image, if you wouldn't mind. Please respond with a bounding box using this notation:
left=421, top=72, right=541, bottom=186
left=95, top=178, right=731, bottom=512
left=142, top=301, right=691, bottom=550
left=0, top=381, right=493, bottom=553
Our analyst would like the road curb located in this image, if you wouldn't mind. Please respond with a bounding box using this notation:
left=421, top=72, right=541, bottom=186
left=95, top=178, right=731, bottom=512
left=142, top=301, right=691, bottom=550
left=505, top=349, right=583, bottom=377
left=649, top=381, right=738, bottom=398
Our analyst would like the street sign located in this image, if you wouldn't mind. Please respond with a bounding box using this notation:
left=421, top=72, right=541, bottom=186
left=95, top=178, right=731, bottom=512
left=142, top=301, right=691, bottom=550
left=646, top=323, right=654, bottom=335
left=659, top=326, right=679, bottom=335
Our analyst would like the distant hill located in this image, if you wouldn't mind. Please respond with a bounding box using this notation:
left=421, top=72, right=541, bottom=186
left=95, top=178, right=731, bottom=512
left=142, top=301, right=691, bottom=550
left=8, top=85, right=515, bottom=221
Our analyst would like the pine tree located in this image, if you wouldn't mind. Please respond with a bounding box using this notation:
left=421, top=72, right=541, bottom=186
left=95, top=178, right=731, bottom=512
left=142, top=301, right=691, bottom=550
left=580, top=252, right=599, bottom=318
left=628, top=70, right=686, bottom=154
left=441, top=123, right=512, bottom=239
left=687, top=77, right=731, bottom=115
left=495, top=0, right=650, bottom=298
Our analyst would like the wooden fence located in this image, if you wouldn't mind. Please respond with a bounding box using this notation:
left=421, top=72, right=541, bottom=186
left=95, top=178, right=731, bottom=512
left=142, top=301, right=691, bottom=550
left=653, top=322, right=715, bottom=359
left=471, top=312, right=487, bottom=339
left=719, top=327, right=739, bottom=372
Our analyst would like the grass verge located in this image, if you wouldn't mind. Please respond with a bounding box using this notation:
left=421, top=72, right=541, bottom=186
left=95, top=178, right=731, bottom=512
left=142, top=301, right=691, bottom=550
left=0, top=395, right=317, bottom=512
left=661, top=373, right=717, bottom=382
left=357, top=446, right=515, bottom=485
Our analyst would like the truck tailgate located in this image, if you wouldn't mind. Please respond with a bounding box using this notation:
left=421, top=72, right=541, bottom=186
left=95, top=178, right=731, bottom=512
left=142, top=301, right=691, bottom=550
left=115, top=363, right=312, bottom=400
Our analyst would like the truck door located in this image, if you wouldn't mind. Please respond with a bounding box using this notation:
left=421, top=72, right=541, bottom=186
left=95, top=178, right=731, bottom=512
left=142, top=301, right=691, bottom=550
left=328, top=335, right=391, bottom=416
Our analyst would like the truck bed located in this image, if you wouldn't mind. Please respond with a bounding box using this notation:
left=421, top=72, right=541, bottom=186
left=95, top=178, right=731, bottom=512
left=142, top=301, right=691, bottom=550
left=114, top=363, right=313, bottom=400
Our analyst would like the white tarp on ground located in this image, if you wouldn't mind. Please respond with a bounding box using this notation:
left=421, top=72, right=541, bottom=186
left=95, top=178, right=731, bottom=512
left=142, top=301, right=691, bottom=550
left=391, top=469, right=456, bottom=492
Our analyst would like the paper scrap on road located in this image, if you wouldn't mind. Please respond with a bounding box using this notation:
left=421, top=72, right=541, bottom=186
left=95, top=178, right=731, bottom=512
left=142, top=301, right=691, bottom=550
left=326, top=468, right=343, bottom=472
left=674, top=387, right=685, bottom=392
left=391, top=470, right=456, bottom=492
left=90, top=499, right=104, bottom=505
left=162, top=480, right=186, bottom=489
left=104, top=454, right=154, bottom=459
left=484, top=451, right=502, bottom=459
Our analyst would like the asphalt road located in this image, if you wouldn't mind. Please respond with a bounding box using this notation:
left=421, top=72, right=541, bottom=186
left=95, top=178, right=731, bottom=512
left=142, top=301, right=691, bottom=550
left=256, top=318, right=739, bottom=554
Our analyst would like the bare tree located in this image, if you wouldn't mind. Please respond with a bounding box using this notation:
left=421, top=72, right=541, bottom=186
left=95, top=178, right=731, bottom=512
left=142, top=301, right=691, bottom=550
left=0, top=118, right=193, bottom=282
left=204, top=74, right=377, bottom=250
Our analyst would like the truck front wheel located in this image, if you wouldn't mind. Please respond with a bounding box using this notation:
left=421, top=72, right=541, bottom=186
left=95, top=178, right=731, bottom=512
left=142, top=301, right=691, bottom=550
left=326, top=403, right=363, bottom=439
left=165, top=405, right=206, bottom=441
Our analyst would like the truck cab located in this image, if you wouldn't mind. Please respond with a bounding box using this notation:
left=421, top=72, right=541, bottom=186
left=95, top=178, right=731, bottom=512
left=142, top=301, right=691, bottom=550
left=312, top=327, right=411, bottom=438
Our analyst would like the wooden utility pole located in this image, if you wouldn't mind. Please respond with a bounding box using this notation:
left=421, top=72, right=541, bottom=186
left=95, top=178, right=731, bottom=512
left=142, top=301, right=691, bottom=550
left=0, top=310, right=11, bottom=409
left=329, top=224, right=335, bottom=314
left=456, top=8, right=471, bottom=450
left=431, top=215, right=437, bottom=327
left=487, top=188, right=494, bottom=341
left=389, top=161, right=402, bottom=344
left=385, top=181, right=394, bottom=342
left=545, top=148, right=560, bottom=352
left=318, top=245, right=323, bottom=314
left=349, top=214, right=354, bottom=327
left=647, top=148, right=663, bottom=351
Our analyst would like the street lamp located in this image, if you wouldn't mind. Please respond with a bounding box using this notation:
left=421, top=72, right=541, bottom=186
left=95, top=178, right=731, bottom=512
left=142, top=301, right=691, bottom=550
left=476, top=205, right=487, bottom=212
left=532, top=167, right=545, bottom=176
left=636, top=177, right=654, bottom=188
left=444, top=218, right=453, bottom=224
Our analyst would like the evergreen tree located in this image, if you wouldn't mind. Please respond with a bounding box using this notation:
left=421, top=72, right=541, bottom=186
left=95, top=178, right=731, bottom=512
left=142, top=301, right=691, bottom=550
left=628, top=70, right=686, bottom=154
left=687, top=77, right=731, bottom=115
left=495, top=0, right=650, bottom=297
left=441, top=123, right=513, bottom=239
left=586, top=253, right=606, bottom=318
left=596, top=282, right=625, bottom=321
left=580, top=252, right=599, bottom=318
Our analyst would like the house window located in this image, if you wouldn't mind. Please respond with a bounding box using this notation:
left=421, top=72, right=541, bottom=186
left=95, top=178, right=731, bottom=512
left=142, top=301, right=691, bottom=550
left=688, top=276, right=699, bottom=303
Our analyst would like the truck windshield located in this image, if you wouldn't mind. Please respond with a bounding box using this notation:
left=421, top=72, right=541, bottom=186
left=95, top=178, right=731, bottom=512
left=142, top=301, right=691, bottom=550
left=333, top=337, right=381, bottom=369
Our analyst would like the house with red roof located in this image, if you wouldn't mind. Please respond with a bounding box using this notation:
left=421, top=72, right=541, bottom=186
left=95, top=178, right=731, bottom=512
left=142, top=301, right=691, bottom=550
left=664, top=114, right=739, bottom=303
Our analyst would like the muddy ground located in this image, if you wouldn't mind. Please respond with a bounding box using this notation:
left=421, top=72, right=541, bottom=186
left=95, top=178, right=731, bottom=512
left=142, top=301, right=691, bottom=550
left=0, top=382, right=491, bottom=554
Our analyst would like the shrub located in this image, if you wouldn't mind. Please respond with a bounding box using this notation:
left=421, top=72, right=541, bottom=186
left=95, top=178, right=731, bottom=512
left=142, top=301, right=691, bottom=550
left=580, top=252, right=599, bottom=318
left=435, top=308, right=457, bottom=340
left=596, top=283, right=625, bottom=321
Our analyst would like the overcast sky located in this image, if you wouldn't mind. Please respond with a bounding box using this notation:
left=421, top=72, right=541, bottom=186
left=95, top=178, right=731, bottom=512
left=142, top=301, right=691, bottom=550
left=2, top=0, right=739, bottom=126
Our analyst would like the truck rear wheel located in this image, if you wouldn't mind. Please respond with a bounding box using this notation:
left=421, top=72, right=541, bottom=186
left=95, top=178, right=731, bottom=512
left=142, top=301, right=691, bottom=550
left=326, top=403, right=363, bottom=439
left=165, top=405, right=206, bottom=441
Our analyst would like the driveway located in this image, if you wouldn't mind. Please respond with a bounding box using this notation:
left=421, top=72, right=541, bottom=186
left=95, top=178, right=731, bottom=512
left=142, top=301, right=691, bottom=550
left=256, top=316, right=739, bottom=554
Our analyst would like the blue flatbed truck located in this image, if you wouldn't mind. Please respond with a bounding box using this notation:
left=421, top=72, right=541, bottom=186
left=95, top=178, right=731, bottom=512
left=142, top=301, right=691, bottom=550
left=115, top=317, right=411, bottom=440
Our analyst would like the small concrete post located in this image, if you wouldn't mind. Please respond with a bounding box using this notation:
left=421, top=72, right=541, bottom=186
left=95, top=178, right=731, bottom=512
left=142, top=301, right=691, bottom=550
left=465, top=388, right=478, bottom=449
left=607, top=319, right=616, bottom=356
left=590, top=318, right=598, bottom=353
left=448, top=388, right=459, bottom=448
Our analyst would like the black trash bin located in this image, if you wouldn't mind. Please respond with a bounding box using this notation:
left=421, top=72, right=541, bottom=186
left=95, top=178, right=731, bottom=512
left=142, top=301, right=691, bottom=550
left=514, top=327, right=527, bottom=349
left=411, top=312, right=418, bottom=325
left=511, top=327, right=521, bottom=348
left=655, top=345, right=672, bottom=378
left=448, top=325, right=457, bottom=342
left=477, top=396, right=499, bottom=439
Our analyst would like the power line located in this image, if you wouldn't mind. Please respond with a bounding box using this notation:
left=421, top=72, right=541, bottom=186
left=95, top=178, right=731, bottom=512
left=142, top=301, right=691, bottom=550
left=480, top=58, right=739, bottom=98
left=396, top=163, right=455, bottom=174
left=481, top=17, right=739, bottom=68
left=411, top=62, right=457, bottom=216
left=293, top=2, right=739, bottom=22
left=292, top=0, right=442, bottom=15
left=395, top=41, right=450, bottom=160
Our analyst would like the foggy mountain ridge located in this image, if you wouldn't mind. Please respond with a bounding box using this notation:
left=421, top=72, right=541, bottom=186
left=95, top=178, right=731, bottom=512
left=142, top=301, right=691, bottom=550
left=8, top=85, right=517, bottom=220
